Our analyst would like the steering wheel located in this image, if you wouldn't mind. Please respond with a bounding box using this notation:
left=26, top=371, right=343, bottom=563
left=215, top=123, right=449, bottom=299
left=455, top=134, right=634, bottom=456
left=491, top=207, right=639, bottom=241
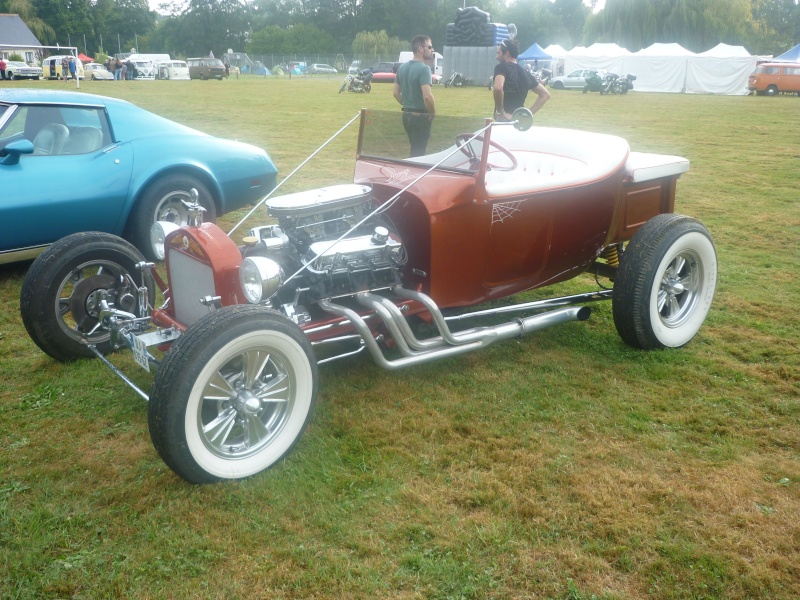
left=455, top=134, right=517, bottom=171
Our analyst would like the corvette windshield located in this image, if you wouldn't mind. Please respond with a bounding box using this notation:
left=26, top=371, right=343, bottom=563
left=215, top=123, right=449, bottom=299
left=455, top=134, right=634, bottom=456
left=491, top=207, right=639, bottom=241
left=359, top=110, right=489, bottom=173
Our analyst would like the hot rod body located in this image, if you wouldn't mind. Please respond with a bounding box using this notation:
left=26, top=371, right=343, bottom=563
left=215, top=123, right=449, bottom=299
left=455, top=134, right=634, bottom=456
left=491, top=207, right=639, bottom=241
left=21, top=109, right=716, bottom=483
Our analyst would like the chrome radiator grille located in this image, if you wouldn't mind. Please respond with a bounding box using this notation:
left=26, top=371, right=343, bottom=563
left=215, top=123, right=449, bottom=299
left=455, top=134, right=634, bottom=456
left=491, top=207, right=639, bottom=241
left=168, top=248, right=216, bottom=326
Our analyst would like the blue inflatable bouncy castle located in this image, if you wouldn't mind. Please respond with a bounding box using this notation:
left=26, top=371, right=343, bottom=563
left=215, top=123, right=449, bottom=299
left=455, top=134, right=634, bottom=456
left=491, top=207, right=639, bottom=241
left=443, top=6, right=513, bottom=86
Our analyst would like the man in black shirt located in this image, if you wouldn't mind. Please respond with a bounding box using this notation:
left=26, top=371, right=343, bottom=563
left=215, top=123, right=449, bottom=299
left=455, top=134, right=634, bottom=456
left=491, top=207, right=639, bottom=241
left=492, top=39, right=550, bottom=121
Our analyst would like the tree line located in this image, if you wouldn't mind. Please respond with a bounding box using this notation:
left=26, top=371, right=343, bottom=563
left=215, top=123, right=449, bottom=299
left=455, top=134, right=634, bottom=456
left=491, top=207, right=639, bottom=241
left=3, top=0, right=798, bottom=61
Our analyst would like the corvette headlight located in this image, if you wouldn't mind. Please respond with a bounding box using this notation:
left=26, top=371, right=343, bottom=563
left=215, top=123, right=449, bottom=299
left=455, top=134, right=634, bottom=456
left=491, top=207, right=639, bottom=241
left=240, top=257, right=284, bottom=303
left=150, top=221, right=181, bottom=261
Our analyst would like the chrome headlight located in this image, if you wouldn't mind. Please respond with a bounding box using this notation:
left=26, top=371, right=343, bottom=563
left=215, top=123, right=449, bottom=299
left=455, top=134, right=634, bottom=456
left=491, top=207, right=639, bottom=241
left=150, top=221, right=181, bottom=261
left=240, top=257, right=284, bottom=303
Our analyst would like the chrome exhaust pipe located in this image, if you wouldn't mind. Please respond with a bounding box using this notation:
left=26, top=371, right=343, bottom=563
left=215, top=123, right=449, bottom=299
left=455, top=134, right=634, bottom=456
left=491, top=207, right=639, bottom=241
left=319, top=296, right=590, bottom=371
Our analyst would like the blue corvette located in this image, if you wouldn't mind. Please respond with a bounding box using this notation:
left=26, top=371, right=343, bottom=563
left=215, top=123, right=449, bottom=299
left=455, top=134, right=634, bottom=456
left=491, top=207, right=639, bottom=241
left=0, top=89, right=278, bottom=263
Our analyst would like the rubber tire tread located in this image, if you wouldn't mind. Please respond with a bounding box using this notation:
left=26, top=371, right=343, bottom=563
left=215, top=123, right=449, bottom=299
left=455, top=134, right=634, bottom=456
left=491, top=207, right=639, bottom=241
left=20, top=231, right=154, bottom=362
left=147, top=304, right=318, bottom=484
left=612, top=213, right=714, bottom=350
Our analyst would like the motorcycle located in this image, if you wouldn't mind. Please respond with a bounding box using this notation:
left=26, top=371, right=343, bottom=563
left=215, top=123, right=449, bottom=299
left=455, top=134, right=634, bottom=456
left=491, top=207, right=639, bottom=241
left=339, top=69, right=373, bottom=93
left=612, top=74, right=636, bottom=94
left=445, top=72, right=471, bottom=87
left=534, top=67, right=552, bottom=87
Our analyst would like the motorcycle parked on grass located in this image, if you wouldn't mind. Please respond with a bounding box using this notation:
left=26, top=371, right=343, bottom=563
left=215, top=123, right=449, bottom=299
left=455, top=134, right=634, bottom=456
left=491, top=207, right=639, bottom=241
left=339, top=69, right=373, bottom=93
left=612, top=74, right=636, bottom=94
left=445, top=72, right=471, bottom=87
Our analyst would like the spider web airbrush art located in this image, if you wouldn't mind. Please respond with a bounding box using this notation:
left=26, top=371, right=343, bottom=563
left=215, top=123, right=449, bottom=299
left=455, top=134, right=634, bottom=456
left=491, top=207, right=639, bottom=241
left=491, top=201, right=523, bottom=224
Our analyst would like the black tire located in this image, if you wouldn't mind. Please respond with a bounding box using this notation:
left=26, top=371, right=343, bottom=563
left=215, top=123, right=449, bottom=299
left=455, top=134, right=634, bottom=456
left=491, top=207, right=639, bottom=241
left=766, top=85, right=778, bottom=96
left=612, top=214, right=717, bottom=350
left=552, top=81, right=564, bottom=90
left=339, top=80, right=347, bottom=93
left=363, top=83, right=371, bottom=93
left=20, top=232, right=155, bottom=362
left=148, top=305, right=318, bottom=484
left=126, top=174, right=217, bottom=261
left=7, top=72, right=14, bottom=80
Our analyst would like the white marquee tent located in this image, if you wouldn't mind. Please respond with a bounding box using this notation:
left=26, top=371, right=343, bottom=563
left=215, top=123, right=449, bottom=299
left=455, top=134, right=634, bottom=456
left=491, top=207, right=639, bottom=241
left=562, top=42, right=757, bottom=95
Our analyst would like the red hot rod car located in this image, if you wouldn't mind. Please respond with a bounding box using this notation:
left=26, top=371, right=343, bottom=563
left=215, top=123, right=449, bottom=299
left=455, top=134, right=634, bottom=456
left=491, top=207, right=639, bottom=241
left=21, top=108, right=717, bottom=484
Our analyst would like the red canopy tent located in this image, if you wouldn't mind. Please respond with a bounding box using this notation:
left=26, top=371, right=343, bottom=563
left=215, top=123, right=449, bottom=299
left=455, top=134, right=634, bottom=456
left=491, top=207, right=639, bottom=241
left=78, top=53, right=94, bottom=63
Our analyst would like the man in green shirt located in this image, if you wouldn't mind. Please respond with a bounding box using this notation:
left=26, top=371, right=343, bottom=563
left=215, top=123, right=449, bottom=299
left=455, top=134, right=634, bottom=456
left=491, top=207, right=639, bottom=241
left=393, top=35, right=437, bottom=157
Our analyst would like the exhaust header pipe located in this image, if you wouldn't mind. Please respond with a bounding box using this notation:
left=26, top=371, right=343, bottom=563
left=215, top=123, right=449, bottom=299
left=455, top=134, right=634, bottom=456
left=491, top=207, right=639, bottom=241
left=319, top=289, right=590, bottom=371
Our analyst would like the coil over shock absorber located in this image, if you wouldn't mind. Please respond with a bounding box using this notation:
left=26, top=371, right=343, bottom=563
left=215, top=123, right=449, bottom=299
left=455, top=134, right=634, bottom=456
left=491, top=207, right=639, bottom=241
left=600, top=244, right=621, bottom=267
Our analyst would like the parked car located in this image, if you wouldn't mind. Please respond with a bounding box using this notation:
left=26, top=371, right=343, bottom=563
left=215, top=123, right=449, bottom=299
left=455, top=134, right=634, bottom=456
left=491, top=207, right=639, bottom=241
left=41, top=56, right=85, bottom=80
left=748, top=62, right=800, bottom=96
left=550, top=69, right=605, bottom=90
left=367, top=61, right=400, bottom=83
left=2, top=60, right=42, bottom=80
left=84, top=63, right=113, bottom=80
left=18, top=107, right=717, bottom=484
left=308, top=63, right=337, bottom=75
left=157, top=60, right=190, bottom=80
left=187, top=57, right=226, bottom=80
left=0, top=89, right=277, bottom=264
left=348, top=59, right=361, bottom=75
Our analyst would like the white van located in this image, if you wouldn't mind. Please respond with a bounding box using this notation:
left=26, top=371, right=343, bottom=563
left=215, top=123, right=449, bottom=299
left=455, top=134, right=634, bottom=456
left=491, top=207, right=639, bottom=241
left=157, top=60, right=190, bottom=80
left=398, top=51, right=443, bottom=77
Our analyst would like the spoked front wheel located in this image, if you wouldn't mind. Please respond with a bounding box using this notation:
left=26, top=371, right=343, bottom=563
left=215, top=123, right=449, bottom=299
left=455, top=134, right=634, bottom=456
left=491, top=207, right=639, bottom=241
left=148, top=305, right=318, bottom=484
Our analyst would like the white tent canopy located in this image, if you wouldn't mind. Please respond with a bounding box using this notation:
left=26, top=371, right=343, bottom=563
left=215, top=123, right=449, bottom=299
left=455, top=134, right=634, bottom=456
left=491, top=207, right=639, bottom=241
left=562, top=41, right=757, bottom=95
left=543, top=44, right=568, bottom=58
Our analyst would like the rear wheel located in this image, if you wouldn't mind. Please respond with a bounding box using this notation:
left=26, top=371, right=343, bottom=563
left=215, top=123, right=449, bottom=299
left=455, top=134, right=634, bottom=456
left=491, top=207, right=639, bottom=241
left=766, top=85, right=778, bottom=96
left=613, top=214, right=716, bottom=349
left=148, top=306, right=318, bottom=484
left=20, top=232, right=155, bottom=362
left=363, top=83, right=371, bottom=93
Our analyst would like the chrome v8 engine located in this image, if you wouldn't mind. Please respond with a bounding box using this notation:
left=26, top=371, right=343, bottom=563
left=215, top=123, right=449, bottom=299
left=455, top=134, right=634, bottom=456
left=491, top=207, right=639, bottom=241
left=242, top=184, right=405, bottom=320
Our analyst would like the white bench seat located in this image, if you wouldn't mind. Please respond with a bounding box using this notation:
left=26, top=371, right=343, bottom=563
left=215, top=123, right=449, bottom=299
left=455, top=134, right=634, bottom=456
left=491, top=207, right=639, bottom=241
left=483, top=126, right=630, bottom=198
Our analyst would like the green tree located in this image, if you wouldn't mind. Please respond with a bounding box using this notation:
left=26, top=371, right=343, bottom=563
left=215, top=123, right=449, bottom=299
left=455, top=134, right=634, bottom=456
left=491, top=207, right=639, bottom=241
left=351, top=29, right=405, bottom=57
left=6, top=0, right=56, bottom=43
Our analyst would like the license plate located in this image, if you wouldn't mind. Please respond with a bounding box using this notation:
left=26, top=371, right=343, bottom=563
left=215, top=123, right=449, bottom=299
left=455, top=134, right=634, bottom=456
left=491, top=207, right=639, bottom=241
left=132, top=334, right=150, bottom=372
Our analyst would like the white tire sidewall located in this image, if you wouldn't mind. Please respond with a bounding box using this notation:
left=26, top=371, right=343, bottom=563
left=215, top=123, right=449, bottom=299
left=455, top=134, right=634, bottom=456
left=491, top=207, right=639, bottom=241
left=648, top=230, right=717, bottom=347
left=184, top=329, right=314, bottom=480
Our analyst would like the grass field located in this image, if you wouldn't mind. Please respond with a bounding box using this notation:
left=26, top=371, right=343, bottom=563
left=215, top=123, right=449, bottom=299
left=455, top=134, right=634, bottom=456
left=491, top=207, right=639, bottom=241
left=1, top=76, right=798, bottom=599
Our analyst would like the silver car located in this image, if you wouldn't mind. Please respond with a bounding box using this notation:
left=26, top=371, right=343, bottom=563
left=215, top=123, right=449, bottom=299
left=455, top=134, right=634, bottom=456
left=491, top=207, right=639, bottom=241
left=550, top=69, right=605, bottom=90
left=309, top=63, right=337, bottom=75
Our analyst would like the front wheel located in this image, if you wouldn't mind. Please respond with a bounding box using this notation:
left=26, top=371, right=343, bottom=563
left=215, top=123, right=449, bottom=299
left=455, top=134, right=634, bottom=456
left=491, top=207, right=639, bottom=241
left=20, top=232, right=155, bottom=362
left=148, top=305, right=318, bottom=484
left=766, top=85, right=778, bottom=96
left=126, top=174, right=217, bottom=261
left=612, top=214, right=717, bottom=349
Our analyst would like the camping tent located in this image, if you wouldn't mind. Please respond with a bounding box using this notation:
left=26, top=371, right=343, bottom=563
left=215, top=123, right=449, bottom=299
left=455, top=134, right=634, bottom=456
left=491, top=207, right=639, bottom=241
left=772, top=43, right=800, bottom=62
left=518, top=43, right=551, bottom=61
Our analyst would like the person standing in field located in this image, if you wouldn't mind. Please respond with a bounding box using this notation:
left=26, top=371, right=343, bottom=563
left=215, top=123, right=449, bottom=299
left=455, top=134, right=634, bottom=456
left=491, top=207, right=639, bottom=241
left=492, top=38, right=550, bottom=122
left=393, top=35, right=437, bottom=157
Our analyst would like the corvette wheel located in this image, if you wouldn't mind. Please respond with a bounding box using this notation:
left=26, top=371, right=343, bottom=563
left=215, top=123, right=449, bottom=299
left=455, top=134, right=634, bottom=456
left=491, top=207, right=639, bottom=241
left=20, top=232, right=155, bottom=362
left=127, top=174, right=217, bottom=261
left=148, top=306, right=318, bottom=484
left=613, top=214, right=717, bottom=349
